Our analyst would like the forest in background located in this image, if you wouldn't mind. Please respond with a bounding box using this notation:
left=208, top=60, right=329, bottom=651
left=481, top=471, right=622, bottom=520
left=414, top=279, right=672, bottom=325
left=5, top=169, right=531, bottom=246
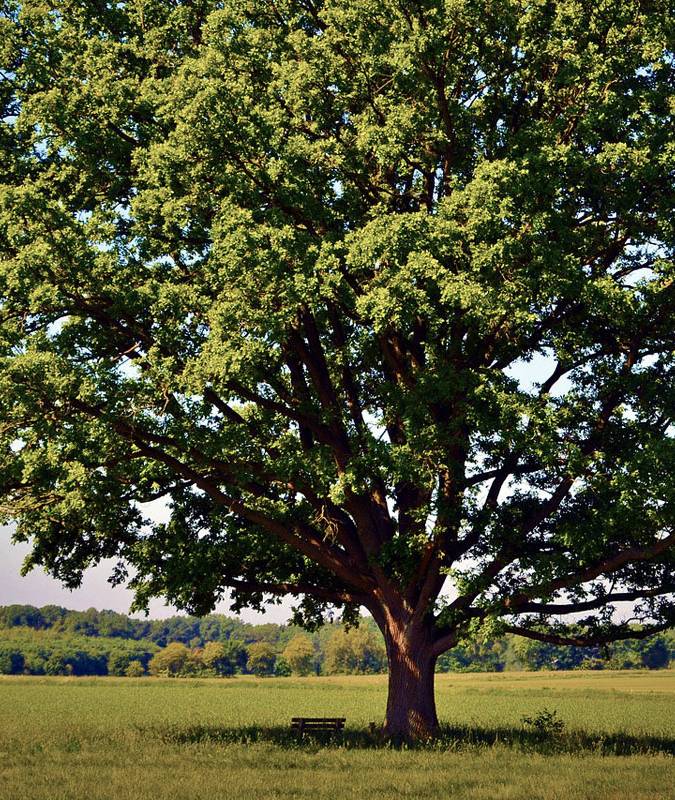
left=0, top=605, right=672, bottom=678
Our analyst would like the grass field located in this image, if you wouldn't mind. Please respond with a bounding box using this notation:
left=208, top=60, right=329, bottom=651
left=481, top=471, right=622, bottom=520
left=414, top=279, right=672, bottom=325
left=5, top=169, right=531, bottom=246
left=1, top=671, right=673, bottom=800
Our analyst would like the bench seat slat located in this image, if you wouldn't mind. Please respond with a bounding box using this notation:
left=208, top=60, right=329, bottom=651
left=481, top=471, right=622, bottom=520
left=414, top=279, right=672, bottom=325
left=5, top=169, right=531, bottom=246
left=291, top=723, right=345, bottom=728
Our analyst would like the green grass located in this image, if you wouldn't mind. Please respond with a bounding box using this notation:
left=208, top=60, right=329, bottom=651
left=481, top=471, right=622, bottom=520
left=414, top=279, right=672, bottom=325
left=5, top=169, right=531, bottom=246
left=1, top=671, right=673, bottom=799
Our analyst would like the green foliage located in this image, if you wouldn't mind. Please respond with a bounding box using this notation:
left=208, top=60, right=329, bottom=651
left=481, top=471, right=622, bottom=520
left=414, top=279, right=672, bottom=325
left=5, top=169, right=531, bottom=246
left=507, top=630, right=674, bottom=672
left=0, top=626, right=158, bottom=675
left=437, top=639, right=507, bottom=673
left=200, top=641, right=226, bottom=674
left=0, top=0, right=671, bottom=656
left=220, top=638, right=249, bottom=674
left=282, top=634, right=316, bottom=676
left=0, top=605, right=52, bottom=629
left=509, top=635, right=590, bottom=671
left=521, top=708, right=566, bottom=736
left=0, top=645, right=23, bottom=674
left=639, top=637, right=671, bottom=670
left=0, top=603, right=276, bottom=648
left=200, top=640, right=248, bottom=675
left=148, top=642, right=192, bottom=676
left=0, top=608, right=671, bottom=676
left=107, top=645, right=155, bottom=676
left=273, top=656, right=292, bottom=677
left=124, top=660, right=145, bottom=677
left=324, top=625, right=387, bottom=675
left=246, top=642, right=277, bottom=677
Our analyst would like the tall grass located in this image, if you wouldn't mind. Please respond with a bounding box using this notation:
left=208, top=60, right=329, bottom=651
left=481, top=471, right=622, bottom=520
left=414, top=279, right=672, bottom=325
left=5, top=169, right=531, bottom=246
left=1, top=671, right=673, bottom=799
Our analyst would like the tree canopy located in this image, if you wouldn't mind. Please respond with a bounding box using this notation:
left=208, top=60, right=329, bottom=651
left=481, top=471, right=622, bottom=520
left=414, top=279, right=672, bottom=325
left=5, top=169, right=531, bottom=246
left=1, top=0, right=673, bottom=737
left=282, top=633, right=316, bottom=675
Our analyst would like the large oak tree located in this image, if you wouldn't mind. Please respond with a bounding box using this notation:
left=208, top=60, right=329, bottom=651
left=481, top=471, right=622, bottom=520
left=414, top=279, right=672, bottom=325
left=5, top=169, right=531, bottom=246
left=1, top=0, right=673, bottom=738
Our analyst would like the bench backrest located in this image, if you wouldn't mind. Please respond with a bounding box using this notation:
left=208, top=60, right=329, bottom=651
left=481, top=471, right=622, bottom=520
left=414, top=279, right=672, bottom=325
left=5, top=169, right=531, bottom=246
left=291, top=717, right=346, bottom=731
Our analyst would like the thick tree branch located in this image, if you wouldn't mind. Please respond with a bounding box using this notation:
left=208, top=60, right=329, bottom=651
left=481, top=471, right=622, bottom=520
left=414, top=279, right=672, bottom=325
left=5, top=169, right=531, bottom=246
left=505, top=585, right=675, bottom=615
left=227, top=577, right=368, bottom=606
left=503, top=621, right=672, bottom=648
left=506, top=531, right=675, bottom=604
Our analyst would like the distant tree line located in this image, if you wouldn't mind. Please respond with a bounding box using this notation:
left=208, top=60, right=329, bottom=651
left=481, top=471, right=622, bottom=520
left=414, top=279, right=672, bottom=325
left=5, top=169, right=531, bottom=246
left=0, top=604, right=264, bottom=646
left=0, top=627, right=159, bottom=676
left=0, top=605, right=672, bottom=677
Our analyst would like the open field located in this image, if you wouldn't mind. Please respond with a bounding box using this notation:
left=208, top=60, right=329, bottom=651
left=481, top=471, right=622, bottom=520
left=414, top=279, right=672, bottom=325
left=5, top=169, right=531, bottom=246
left=1, top=671, right=673, bottom=800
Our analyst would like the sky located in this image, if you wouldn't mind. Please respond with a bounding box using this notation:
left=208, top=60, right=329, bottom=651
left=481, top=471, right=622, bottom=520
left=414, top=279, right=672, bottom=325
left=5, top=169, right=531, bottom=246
left=0, top=526, right=292, bottom=623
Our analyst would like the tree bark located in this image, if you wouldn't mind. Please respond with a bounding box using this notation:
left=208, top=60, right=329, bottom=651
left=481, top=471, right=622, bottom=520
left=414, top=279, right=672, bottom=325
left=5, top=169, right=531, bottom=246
left=382, top=622, right=439, bottom=740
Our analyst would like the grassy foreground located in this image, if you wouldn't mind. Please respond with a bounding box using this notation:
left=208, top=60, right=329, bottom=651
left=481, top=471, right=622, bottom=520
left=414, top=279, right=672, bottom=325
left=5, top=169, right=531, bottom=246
left=0, top=671, right=673, bottom=800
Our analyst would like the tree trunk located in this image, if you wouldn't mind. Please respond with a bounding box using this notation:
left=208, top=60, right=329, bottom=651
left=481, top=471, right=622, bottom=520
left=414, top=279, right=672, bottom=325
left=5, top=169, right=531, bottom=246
left=382, top=623, right=439, bottom=740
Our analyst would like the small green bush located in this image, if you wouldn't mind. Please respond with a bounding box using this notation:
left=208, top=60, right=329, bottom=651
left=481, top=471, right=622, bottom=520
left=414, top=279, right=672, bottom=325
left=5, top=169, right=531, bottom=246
left=521, top=708, right=565, bottom=736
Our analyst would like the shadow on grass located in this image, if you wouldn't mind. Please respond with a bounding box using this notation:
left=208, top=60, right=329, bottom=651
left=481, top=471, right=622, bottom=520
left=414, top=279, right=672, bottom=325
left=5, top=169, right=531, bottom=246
left=151, top=723, right=675, bottom=756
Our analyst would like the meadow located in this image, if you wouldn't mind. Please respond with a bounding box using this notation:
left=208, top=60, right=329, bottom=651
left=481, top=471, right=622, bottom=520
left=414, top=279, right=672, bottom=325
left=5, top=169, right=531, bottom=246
left=0, top=671, right=673, bottom=800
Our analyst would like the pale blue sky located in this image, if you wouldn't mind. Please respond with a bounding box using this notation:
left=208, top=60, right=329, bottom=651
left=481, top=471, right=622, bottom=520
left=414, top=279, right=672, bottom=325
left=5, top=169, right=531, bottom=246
left=0, top=526, right=292, bottom=623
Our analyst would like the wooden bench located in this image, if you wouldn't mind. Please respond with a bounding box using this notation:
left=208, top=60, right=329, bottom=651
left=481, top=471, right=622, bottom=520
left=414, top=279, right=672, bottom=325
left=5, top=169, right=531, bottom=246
left=291, top=717, right=346, bottom=735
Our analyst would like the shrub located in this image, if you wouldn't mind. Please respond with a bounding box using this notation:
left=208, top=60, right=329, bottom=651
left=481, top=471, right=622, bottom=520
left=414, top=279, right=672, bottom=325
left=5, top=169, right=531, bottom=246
left=274, top=656, right=292, bottom=677
left=0, top=648, right=24, bottom=674
left=324, top=626, right=386, bottom=675
left=148, top=642, right=191, bottom=676
left=108, top=650, right=133, bottom=677
left=125, top=660, right=145, bottom=677
left=641, top=638, right=670, bottom=670
left=246, top=642, right=276, bottom=676
left=282, top=634, right=315, bottom=676
left=522, top=709, right=566, bottom=736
